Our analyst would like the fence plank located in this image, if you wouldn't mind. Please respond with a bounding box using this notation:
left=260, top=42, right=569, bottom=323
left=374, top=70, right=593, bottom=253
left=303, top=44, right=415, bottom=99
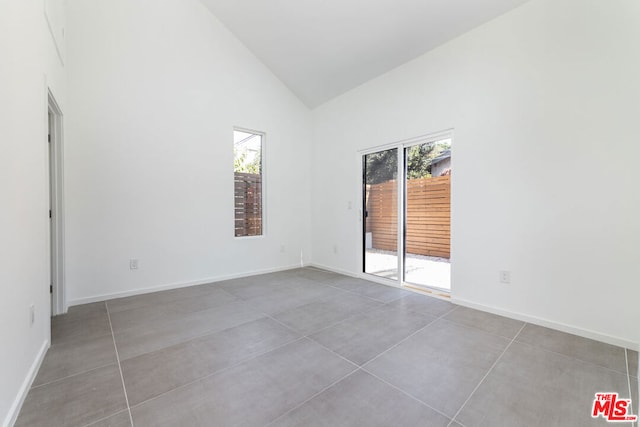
left=365, top=175, right=450, bottom=258
left=234, top=172, right=262, bottom=237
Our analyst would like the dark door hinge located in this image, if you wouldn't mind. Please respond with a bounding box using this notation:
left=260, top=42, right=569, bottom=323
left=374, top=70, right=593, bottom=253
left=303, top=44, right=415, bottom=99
left=48, top=134, right=51, bottom=143
left=49, top=210, right=52, bottom=218
left=50, top=284, right=53, bottom=293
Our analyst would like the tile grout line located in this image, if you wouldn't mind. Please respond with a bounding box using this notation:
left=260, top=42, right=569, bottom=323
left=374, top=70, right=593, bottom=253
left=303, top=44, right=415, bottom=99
left=360, top=306, right=457, bottom=370
left=118, top=303, right=298, bottom=364
left=111, top=282, right=372, bottom=411
left=29, top=361, right=116, bottom=391
left=253, top=298, right=417, bottom=424
left=112, top=275, right=384, bottom=362
left=105, top=301, right=135, bottom=427
left=301, top=303, right=384, bottom=337
left=127, top=336, right=308, bottom=410
left=111, top=297, right=271, bottom=361
left=269, top=302, right=384, bottom=339
left=116, top=320, right=254, bottom=362
left=511, top=337, right=631, bottom=377
left=262, top=313, right=308, bottom=335
left=302, top=336, right=365, bottom=370
left=360, top=367, right=454, bottom=422
left=445, top=322, right=528, bottom=427
left=229, top=271, right=405, bottom=313
left=317, top=311, right=436, bottom=371
left=236, top=281, right=388, bottom=338
left=273, top=300, right=460, bottom=421
left=303, top=275, right=408, bottom=305
left=263, top=368, right=361, bottom=427
left=260, top=288, right=421, bottom=372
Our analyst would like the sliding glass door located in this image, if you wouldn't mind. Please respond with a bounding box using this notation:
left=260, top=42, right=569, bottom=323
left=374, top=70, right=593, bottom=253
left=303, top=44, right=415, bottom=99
left=363, top=135, right=452, bottom=292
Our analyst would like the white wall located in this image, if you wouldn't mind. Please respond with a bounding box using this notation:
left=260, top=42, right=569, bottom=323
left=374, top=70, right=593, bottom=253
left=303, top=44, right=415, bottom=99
left=65, top=0, right=313, bottom=304
left=0, top=0, right=66, bottom=425
left=311, top=0, right=640, bottom=349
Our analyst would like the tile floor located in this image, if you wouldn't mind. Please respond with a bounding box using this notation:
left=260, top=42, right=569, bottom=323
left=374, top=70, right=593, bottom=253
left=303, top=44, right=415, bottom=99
left=16, top=267, right=639, bottom=427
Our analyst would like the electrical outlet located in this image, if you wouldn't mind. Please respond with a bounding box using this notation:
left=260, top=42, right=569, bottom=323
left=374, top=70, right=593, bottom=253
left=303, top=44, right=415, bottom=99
left=347, top=201, right=352, bottom=210
left=499, top=270, right=511, bottom=284
left=130, top=259, right=139, bottom=270
left=280, top=245, right=285, bottom=253
left=333, top=244, right=338, bottom=254
left=29, top=304, right=35, bottom=326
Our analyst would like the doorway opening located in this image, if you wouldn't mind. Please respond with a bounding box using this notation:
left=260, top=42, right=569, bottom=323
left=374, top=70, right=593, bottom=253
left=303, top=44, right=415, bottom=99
left=48, top=91, right=66, bottom=316
left=362, top=132, right=452, bottom=293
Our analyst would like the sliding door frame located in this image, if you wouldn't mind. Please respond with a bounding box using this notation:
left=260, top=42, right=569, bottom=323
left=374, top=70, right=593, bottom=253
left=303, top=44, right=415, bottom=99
left=359, top=129, right=453, bottom=291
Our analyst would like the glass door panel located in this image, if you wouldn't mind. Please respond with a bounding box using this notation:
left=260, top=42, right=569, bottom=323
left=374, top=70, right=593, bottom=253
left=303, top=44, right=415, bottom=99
left=404, top=139, right=451, bottom=290
left=363, top=148, right=398, bottom=280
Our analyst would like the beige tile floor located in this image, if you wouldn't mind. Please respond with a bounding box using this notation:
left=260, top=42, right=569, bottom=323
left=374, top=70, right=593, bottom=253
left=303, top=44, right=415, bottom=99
left=16, top=268, right=638, bottom=426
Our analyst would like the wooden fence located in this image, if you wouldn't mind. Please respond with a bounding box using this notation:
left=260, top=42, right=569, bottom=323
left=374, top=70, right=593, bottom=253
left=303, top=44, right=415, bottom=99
left=234, top=172, right=262, bottom=237
left=365, top=175, right=450, bottom=258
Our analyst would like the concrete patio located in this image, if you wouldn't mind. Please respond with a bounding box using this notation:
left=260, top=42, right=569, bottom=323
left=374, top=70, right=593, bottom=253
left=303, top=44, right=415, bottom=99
left=364, top=249, right=451, bottom=291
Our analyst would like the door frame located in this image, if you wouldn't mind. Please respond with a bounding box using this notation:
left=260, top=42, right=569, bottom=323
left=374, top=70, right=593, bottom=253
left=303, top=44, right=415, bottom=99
left=359, top=129, right=453, bottom=292
left=48, top=89, right=66, bottom=316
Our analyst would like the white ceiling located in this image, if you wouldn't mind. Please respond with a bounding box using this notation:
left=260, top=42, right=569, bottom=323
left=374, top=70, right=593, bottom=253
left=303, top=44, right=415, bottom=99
left=200, top=0, right=530, bottom=108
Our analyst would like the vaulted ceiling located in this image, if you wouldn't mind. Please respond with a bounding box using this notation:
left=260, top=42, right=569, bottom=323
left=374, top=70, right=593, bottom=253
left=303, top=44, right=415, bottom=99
left=200, top=0, right=530, bottom=108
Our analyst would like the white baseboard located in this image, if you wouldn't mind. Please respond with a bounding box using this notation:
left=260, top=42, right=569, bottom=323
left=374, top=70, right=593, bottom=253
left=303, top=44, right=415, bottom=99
left=66, top=262, right=639, bottom=352
left=309, top=262, right=405, bottom=287
left=452, top=297, right=639, bottom=351
left=309, top=263, right=639, bottom=351
left=307, top=262, right=360, bottom=279
left=67, top=264, right=304, bottom=307
left=4, top=340, right=49, bottom=427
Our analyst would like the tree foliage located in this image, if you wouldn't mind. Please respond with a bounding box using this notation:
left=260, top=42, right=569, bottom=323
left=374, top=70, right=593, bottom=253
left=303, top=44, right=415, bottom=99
left=365, top=141, right=450, bottom=184
left=365, top=150, right=398, bottom=184
left=234, top=148, right=261, bottom=174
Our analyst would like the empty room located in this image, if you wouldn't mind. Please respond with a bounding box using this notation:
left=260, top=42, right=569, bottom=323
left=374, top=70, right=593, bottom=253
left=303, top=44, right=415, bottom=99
left=1, top=0, right=639, bottom=426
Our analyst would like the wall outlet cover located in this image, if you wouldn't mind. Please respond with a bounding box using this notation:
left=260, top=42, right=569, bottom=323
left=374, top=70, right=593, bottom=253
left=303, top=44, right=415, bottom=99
left=500, top=270, right=511, bottom=284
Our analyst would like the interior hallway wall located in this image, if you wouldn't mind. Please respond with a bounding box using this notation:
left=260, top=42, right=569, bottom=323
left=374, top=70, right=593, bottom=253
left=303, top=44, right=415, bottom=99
left=0, top=0, right=67, bottom=424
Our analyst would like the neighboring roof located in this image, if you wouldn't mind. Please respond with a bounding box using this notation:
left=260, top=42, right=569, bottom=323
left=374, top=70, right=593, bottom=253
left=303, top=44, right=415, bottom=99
left=429, top=150, right=451, bottom=166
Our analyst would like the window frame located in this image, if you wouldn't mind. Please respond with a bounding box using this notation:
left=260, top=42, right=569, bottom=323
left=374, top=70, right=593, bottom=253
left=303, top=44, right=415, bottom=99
left=233, top=127, right=266, bottom=239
